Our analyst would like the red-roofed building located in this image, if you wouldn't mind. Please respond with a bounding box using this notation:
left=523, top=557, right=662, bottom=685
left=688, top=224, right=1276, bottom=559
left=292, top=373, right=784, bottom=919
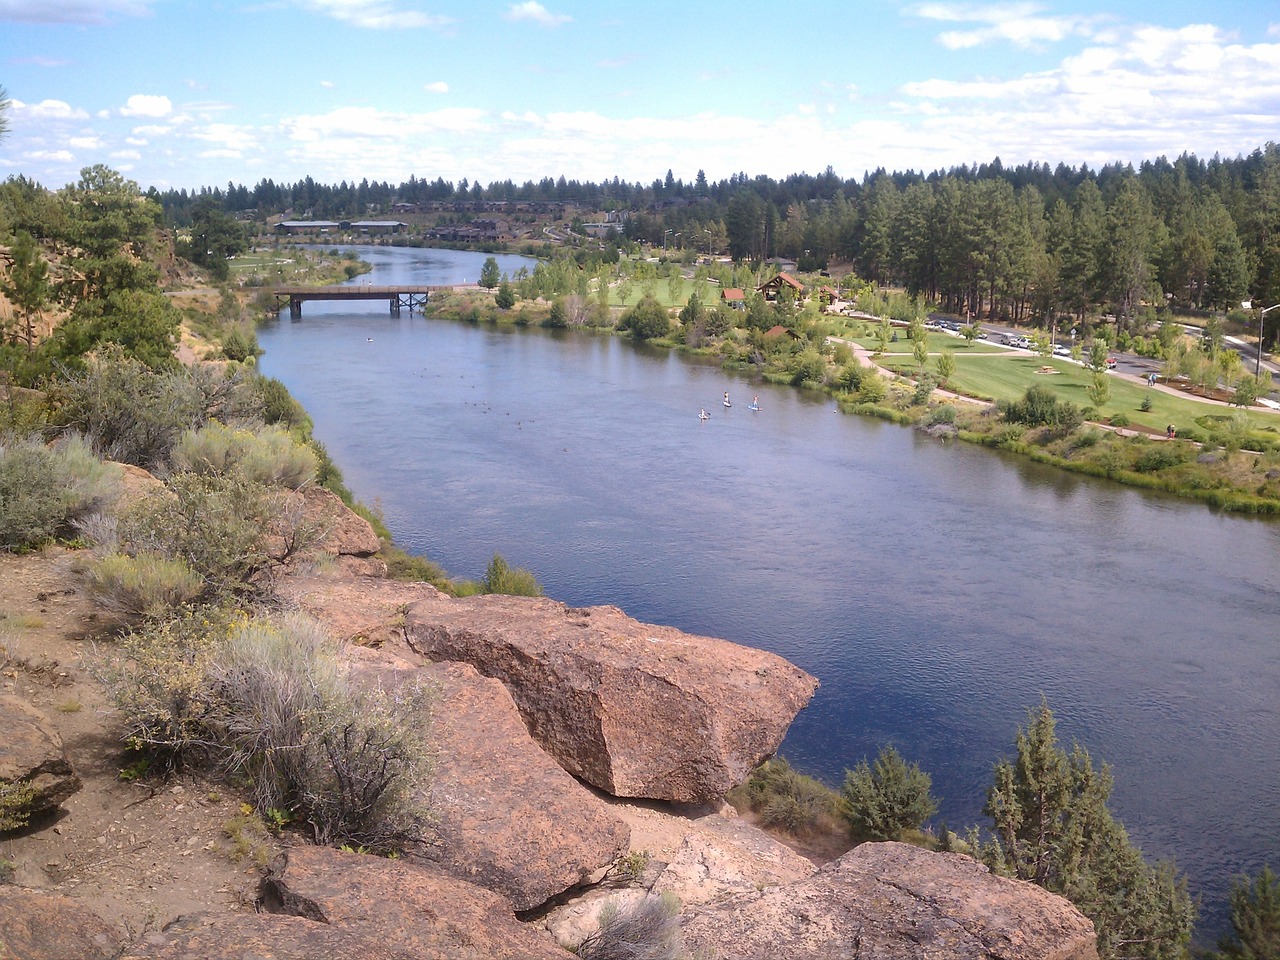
left=721, top=287, right=746, bottom=309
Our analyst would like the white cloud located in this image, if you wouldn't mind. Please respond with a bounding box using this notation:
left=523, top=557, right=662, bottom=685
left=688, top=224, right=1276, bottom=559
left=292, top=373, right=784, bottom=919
left=68, top=135, right=101, bottom=149
left=912, top=1, right=1102, bottom=50
left=320, top=80, right=336, bottom=89
left=295, top=0, right=453, bottom=30
left=24, top=149, right=74, bottom=162
left=125, top=137, right=148, bottom=146
left=189, top=123, right=260, bottom=153
left=424, top=81, right=449, bottom=93
left=119, top=94, right=172, bottom=118
left=504, top=2, right=570, bottom=26
left=0, top=0, right=154, bottom=24
left=130, top=123, right=172, bottom=136
left=111, top=149, right=141, bottom=160
left=13, top=55, right=69, bottom=67
left=12, top=98, right=89, bottom=120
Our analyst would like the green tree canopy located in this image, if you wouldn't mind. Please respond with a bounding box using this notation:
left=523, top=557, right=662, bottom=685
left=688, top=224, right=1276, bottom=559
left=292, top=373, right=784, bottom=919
left=478, top=255, right=501, bottom=289
left=1211, top=865, right=1280, bottom=960
left=0, top=230, right=50, bottom=347
left=980, top=700, right=1194, bottom=960
left=181, top=196, right=248, bottom=281
left=620, top=295, right=670, bottom=340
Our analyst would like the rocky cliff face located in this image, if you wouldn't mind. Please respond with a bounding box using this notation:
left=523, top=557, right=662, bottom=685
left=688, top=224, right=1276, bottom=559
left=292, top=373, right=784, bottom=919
left=0, top=490, right=1099, bottom=960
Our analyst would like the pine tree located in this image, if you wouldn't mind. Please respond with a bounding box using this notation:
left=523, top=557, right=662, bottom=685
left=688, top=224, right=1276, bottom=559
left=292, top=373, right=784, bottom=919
left=981, top=701, right=1195, bottom=960
left=1213, top=866, right=1280, bottom=960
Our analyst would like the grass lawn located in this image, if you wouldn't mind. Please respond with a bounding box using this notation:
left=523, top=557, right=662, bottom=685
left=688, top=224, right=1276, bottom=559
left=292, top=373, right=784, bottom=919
left=882, top=351, right=1280, bottom=435
left=851, top=332, right=1011, bottom=355
left=606, top=275, right=722, bottom=309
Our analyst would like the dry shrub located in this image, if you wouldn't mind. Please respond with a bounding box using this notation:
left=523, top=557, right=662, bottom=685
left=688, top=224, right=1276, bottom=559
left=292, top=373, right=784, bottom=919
left=102, top=610, right=434, bottom=853
left=87, top=551, right=204, bottom=621
left=576, top=893, right=684, bottom=960
left=171, top=421, right=316, bottom=490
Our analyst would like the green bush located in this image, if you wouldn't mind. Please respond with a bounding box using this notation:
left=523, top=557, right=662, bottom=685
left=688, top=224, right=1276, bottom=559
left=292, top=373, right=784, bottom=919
left=1110, top=412, right=1131, bottom=428
left=1134, top=445, right=1189, bottom=473
left=928, top=404, right=957, bottom=425
left=730, top=757, right=841, bottom=838
left=1001, top=385, right=1082, bottom=430
left=0, top=433, right=119, bottom=550
left=171, top=422, right=317, bottom=490
left=87, top=551, right=204, bottom=620
left=55, top=349, right=260, bottom=468
left=841, top=745, right=939, bottom=841
left=254, top=376, right=308, bottom=431
left=575, top=892, right=683, bottom=960
left=221, top=326, right=261, bottom=362
left=116, top=471, right=281, bottom=598
left=482, top=554, right=543, bottom=597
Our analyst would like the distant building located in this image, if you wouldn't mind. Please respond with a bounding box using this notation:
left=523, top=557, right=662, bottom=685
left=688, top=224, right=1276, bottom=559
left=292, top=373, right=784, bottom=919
left=350, top=220, right=408, bottom=235
left=721, top=287, right=746, bottom=309
left=757, top=272, right=804, bottom=302
left=275, top=220, right=340, bottom=234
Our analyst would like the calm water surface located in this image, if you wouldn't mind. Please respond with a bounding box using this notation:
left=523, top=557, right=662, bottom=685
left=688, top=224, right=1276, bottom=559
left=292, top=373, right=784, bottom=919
left=259, top=246, right=1280, bottom=939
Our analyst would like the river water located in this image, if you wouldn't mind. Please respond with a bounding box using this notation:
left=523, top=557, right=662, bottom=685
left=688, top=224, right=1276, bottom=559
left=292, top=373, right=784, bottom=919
left=258, top=245, right=1280, bottom=939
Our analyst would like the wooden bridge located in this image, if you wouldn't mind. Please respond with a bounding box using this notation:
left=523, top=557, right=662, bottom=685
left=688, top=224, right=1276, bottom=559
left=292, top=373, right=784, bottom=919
left=271, top=284, right=450, bottom=318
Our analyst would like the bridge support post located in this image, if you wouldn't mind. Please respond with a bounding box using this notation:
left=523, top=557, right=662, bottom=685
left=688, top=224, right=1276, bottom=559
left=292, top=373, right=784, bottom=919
left=390, top=297, right=401, bottom=316
left=289, top=297, right=302, bottom=319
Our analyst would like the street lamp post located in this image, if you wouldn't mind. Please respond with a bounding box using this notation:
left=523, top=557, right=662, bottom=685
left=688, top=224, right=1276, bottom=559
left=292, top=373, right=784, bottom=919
left=1242, top=300, right=1280, bottom=377
left=663, top=228, right=672, bottom=251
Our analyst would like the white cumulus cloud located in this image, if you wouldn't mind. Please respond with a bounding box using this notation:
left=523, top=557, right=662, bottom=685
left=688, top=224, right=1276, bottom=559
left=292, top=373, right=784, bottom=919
left=120, top=94, right=172, bottom=118
left=12, top=98, right=89, bottom=119
left=424, top=81, right=449, bottom=93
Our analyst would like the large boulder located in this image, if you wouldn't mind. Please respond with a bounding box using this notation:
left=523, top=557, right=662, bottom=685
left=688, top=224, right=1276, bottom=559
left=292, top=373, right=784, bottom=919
left=680, top=841, right=1099, bottom=960
left=263, top=844, right=565, bottom=960
left=404, top=595, right=817, bottom=803
left=0, top=694, right=82, bottom=830
left=347, top=648, right=631, bottom=910
left=0, top=886, right=120, bottom=960
left=294, top=486, right=381, bottom=557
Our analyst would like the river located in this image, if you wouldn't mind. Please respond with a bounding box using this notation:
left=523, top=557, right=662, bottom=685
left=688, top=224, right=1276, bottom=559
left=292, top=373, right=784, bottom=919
left=257, top=245, right=1280, bottom=940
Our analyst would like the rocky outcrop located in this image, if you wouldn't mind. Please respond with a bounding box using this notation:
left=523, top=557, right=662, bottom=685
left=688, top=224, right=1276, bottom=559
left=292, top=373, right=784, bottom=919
left=269, top=486, right=386, bottom=576
left=652, top=816, right=816, bottom=907
left=278, top=571, right=438, bottom=648
left=346, top=647, right=631, bottom=910
left=0, top=694, right=82, bottom=830
left=262, top=844, right=565, bottom=960
left=680, top=841, right=1099, bottom=960
left=404, top=595, right=818, bottom=802
left=123, top=910, right=403, bottom=959
left=294, top=486, right=381, bottom=558
left=0, top=886, right=120, bottom=960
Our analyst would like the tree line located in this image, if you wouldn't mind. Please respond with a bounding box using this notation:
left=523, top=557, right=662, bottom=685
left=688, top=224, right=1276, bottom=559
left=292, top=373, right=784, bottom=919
left=147, top=145, right=1280, bottom=335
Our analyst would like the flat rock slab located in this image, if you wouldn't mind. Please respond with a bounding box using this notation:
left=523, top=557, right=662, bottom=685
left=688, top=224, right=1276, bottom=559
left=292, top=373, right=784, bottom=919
left=264, top=844, right=565, bottom=960
left=0, top=886, right=120, bottom=960
left=417, top=659, right=631, bottom=910
left=122, top=910, right=403, bottom=960
left=0, top=694, right=82, bottom=828
left=405, top=594, right=818, bottom=803
left=680, top=841, right=1099, bottom=960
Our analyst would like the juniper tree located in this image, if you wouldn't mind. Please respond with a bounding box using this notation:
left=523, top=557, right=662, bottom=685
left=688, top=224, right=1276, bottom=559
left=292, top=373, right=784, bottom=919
left=981, top=700, right=1194, bottom=960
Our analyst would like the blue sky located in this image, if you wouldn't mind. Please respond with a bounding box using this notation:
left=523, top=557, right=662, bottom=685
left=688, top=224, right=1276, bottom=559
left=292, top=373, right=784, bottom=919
left=2, top=0, right=1278, bottom=192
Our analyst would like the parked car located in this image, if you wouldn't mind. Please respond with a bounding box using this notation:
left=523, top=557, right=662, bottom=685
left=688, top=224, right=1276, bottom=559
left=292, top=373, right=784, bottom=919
left=1106, top=357, right=1118, bottom=369
left=1053, top=344, right=1072, bottom=357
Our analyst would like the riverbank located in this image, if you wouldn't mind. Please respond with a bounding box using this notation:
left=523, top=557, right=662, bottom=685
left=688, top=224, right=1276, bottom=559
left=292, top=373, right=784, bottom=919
left=414, top=286, right=1280, bottom=516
